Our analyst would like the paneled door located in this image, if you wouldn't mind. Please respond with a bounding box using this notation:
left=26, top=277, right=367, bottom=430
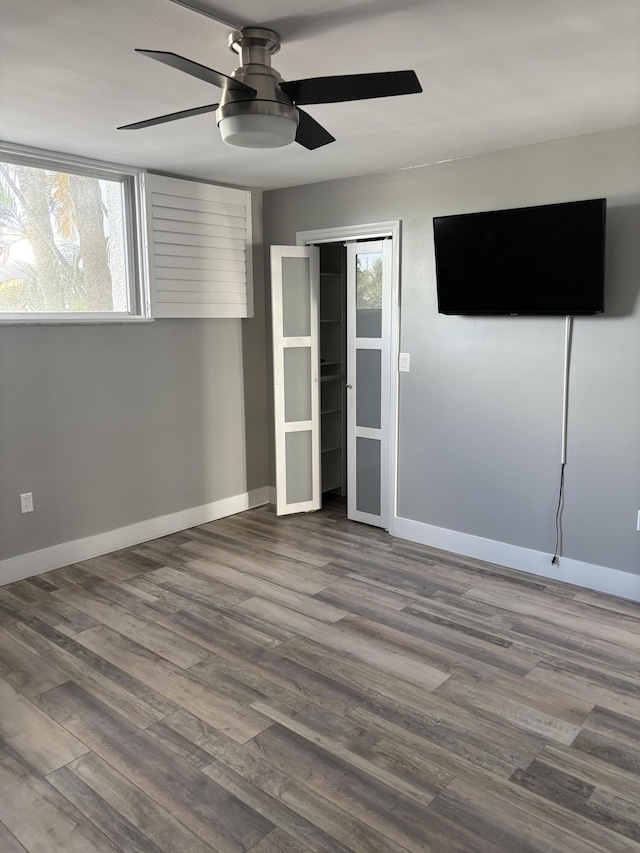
left=271, top=245, right=322, bottom=515
left=346, top=239, right=392, bottom=528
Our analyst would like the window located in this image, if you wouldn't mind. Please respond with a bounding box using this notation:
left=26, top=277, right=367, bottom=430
left=0, top=145, right=150, bottom=322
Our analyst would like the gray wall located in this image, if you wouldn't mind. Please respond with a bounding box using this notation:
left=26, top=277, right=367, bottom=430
left=263, top=126, right=640, bottom=575
left=0, top=195, right=269, bottom=564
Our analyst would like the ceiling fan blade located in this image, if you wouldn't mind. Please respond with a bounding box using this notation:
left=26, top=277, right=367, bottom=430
left=117, top=103, right=220, bottom=130
left=295, top=109, right=335, bottom=150
left=165, top=0, right=249, bottom=30
left=135, top=50, right=256, bottom=93
left=281, top=70, right=421, bottom=105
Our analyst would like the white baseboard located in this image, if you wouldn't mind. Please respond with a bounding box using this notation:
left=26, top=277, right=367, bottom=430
left=0, top=487, right=270, bottom=586
left=393, top=515, right=640, bottom=604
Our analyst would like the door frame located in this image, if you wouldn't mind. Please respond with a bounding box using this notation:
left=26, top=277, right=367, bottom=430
left=296, top=221, right=401, bottom=534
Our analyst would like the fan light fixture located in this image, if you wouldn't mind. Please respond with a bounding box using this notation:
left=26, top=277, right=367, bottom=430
left=219, top=112, right=298, bottom=148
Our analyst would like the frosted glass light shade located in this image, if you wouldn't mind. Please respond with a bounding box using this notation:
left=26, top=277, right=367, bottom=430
left=219, top=113, right=297, bottom=148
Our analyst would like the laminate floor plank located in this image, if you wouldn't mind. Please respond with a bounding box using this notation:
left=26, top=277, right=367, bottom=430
left=155, top=712, right=357, bottom=853
left=236, top=597, right=450, bottom=692
left=511, top=759, right=640, bottom=843
left=186, top=558, right=348, bottom=622
left=435, top=674, right=581, bottom=745
left=78, top=577, right=183, bottom=621
left=46, top=765, right=168, bottom=853
left=0, top=820, right=28, bottom=852
left=0, top=587, right=98, bottom=636
left=0, top=745, right=121, bottom=853
left=574, top=589, right=640, bottom=619
left=147, top=565, right=254, bottom=610
left=10, top=618, right=178, bottom=728
left=180, top=537, right=338, bottom=594
left=537, top=743, right=640, bottom=803
left=526, top=660, right=640, bottom=721
left=316, top=588, right=540, bottom=675
left=277, top=634, right=532, bottom=720
left=37, top=682, right=274, bottom=853
left=250, top=827, right=314, bottom=853
left=189, top=642, right=363, bottom=716
left=246, top=722, right=440, bottom=853
left=438, top=778, right=624, bottom=853
left=355, top=689, right=546, bottom=779
left=0, top=629, right=67, bottom=698
left=249, top=697, right=446, bottom=805
left=124, top=572, right=249, bottom=613
left=420, top=589, right=527, bottom=629
left=55, top=751, right=218, bottom=853
left=75, top=624, right=273, bottom=742
left=1, top=499, right=639, bottom=851
left=202, top=740, right=414, bottom=853
left=52, top=585, right=209, bottom=668
left=0, top=678, right=89, bottom=774
left=438, top=662, right=595, bottom=726
left=320, top=575, right=416, bottom=610
left=160, top=606, right=286, bottom=655
left=202, top=515, right=335, bottom=569
left=466, top=583, right=640, bottom=639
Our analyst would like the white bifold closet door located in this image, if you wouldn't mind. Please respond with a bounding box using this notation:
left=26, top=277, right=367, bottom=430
left=271, top=245, right=322, bottom=516
left=346, top=239, right=392, bottom=529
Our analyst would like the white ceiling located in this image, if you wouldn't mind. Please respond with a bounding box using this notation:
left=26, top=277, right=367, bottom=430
left=2, top=0, right=639, bottom=190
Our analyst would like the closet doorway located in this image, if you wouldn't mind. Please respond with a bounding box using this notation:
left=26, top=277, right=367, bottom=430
left=271, top=222, right=400, bottom=531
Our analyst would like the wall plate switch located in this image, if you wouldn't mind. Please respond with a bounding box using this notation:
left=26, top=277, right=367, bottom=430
left=20, top=492, right=34, bottom=514
left=637, top=510, right=640, bottom=532
left=399, top=352, right=411, bottom=372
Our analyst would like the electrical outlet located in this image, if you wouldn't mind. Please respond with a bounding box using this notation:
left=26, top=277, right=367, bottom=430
left=20, top=492, right=34, bottom=514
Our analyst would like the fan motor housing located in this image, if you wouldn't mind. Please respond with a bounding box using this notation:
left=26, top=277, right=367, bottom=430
left=216, top=28, right=298, bottom=128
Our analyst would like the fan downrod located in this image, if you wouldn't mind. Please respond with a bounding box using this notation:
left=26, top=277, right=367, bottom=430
left=227, top=28, right=281, bottom=67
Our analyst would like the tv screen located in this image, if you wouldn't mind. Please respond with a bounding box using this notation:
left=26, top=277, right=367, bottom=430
left=433, top=198, right=606, bottom=315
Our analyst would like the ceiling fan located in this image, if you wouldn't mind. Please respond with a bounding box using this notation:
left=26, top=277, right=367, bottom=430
left=118, top=3, right=422, bottom=150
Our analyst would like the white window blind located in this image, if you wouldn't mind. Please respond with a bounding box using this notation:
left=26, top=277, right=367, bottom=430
left=145, top=173, right=252, bottom=318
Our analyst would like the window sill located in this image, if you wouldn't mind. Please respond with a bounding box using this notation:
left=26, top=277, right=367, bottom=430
left=0, top=314, right=154, bottom=325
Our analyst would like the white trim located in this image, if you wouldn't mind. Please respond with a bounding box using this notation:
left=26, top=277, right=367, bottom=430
left=353, top=338, right=382, bottom=350
left=0, top=487, right=270, bottom=586
left=296, top=222, right=401, bottom=246
left=283, top=336, right=312, bottom=348
left=354, top=509, right=385, bottom=528
left=0, top=315, right=154, bottom=326
left=244, top=190, right=254, bottom=318
left=297, top=222, right=401, bottom=535
left=393, top=515, right=640, bottom=603
left=355, top=426, right=381, bottom=441
left=0, top=139, right=143, bottom=177
left=284, top=420, right=313, bottom=433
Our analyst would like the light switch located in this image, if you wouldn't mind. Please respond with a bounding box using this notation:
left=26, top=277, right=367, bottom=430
left=399, top=352, right=411, bottom=372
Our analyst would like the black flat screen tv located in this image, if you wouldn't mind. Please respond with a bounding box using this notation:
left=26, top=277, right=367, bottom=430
left=433, top=198, right=606, bottom=315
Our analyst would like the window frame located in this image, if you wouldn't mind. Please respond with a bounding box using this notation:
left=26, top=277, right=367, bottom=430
left=0, top=142, right=152, bottom=324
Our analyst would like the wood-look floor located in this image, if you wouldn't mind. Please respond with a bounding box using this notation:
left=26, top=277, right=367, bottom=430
left=1, top=499, right=640, bottom=853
